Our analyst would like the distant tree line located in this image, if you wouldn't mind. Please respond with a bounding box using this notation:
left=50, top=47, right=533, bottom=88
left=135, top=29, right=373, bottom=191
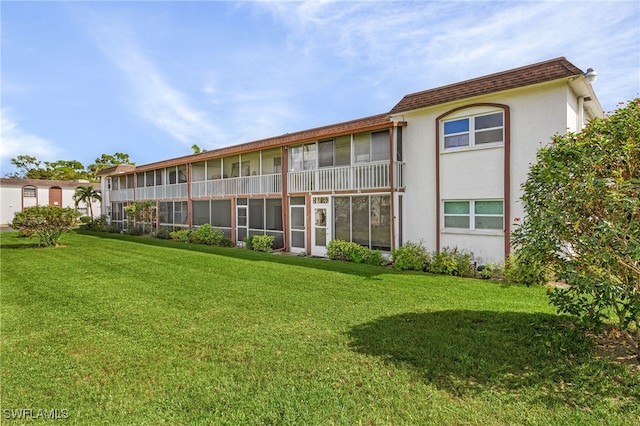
left=5, top=152, right=134, bottom=182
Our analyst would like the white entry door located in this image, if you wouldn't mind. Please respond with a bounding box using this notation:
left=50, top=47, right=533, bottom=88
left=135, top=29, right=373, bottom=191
left=311, top=196, right=331, bottom=257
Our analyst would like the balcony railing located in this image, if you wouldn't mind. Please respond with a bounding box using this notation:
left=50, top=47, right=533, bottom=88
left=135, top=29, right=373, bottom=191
left=288, top=161, right=405, bottom=193
left=191, top=173, right=281, bottom=198
left=110, top=188, right=135, bottom=201
left=135, top=183, right=188, bottom=200
left=110, top=163, right=404, bottom=202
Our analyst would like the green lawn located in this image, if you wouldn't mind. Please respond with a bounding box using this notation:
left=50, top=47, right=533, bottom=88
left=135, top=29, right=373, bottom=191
left=1, top=231, right=638, bottom=425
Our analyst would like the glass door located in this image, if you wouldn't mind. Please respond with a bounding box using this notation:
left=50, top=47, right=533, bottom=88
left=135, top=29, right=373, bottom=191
left=236, top=204, right=247, bottom=245
left=311, top=196, right=331, bottom=257
left=289, top=196, right=306, bottom=254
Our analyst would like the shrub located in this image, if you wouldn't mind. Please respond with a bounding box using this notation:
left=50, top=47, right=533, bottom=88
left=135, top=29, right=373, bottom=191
left=155, top=229, right=171, bottom=240
left=244, top=235, right=254, bottom=250
left=169, top=229, right=192, bottom=242
left=79, top=215, right=92, bottom=225
left=327, top=239, right=352, bottom=261
left=191, top=224, right=225, bottom=245
left=11, top=206, right=79, bottom=247
left=391, top=241, right=431, bottom=271
left=478, top=262, right=500, bottom=280
left=512, top=99, right=640, bottom=353
left=251, top=235, right=275, bottom=252
left=327, top=239, right=383, bottom=265
left=428, top=247, right=474, bottom=277
left=502, top=251, right=548, bottom=286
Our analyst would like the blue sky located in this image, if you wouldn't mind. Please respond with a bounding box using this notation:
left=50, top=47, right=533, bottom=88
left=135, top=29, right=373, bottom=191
left=2, top=1, right=639, bottom=174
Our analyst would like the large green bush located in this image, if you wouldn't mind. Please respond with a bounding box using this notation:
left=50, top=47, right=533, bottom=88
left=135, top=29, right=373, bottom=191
left=427, top=247, right=474, bottom=277
left=12, top=206, right=79, bottom=247
left=251, top=235, right=275, bottom=253
left=191, top=224, right=225, bottom=245
left=391, top=241, right=430, bottom=271
left=512, top=99, right=640, bottom=354
left=326, top=239, right=383, bottom=265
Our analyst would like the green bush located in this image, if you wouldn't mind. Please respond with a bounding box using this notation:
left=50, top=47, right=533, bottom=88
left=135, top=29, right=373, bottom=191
left=502, top=251, right=548, bottom=286
left=478, top=262, right=500, bottom=280
left=155, top=229, right=171, bottom=240
left=327, top=239, right=352, bottom=261
left=169, top=229, right=192, bottom=242
left=11, top=206, right=79, bottom=247
left=79, top=215, right=92, bottom=224
left=244, top=235, right=254, bottom=250
left=391, top=241, right=431, bottom=271
left=191, top=224, right=225, bottom=245
left=428, top=247, right=474, bottom=277
left=251, top=235, right=275, bottom=252
left=327, top=239, right=383, bottom=265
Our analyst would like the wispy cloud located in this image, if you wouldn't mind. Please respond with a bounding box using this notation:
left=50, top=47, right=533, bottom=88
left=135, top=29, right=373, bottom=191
left=254, top=0, right=639, bottom=111
left=0, top=108, right=59, bottom=171
left=85, top=14, right=223, bottom=149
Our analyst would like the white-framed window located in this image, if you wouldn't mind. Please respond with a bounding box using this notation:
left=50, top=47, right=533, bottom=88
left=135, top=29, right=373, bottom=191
left=22, top=186, right=37, bottom=197
left=443, top=200, right=504, bottom=230
left=443, top=111, right=504, bottom=149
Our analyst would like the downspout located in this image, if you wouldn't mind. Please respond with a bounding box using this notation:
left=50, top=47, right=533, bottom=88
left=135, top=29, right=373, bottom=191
left=577, top=96, right=585, bottom=130
left=389, top=126, right=396, bottom=251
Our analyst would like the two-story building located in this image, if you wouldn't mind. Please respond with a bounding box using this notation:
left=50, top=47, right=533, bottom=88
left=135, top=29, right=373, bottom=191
left=99, top=57, right=602, bottom=263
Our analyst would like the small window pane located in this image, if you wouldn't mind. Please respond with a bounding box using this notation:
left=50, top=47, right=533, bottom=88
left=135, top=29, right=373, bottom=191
left=335, top=136, right=351, bottom=166
left=249, top=199, right=264, bottom=229
left=444, top=216, right=470, bottom=228
left=475, top=216, right=503, bottom=229
left=444, top=134, right=469, bottom=148
left=475, top=113, right=503, bottom=130
left=315, top=228, right=326, bottom=246
left=444, top=118, right=469, bottom=135
left=371, top=131, right=389, bottom=162
left=291, top=206, right=305, bottom=229
left=334, top=197, right=351, bottom=241
left=475, top=201, right=503, bottom=215
left=475, top=128, right=503, bottom=145
left=290, top=196, right=305, bottom=206
left=212, top=200, right=231, bottom=227
left=318, top=140, right=334, bottom=168
left=291, top=230, right=305, bottom=248
left=265, top=198, right=282, bottom=231
left=193, top=200, right=210, bottom=226
left=444, top=202, right=470, bottom=214
left=23, top=187, right=37, bottom=197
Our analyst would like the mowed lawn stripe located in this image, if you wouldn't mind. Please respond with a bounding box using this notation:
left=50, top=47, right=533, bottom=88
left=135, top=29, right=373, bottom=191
left=1, top=231, right=638, bottom=425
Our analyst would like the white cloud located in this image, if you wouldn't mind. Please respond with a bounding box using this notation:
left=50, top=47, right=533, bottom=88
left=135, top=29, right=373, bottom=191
left=86, top=16, right=224, bottom=149
left=0, top=108, right=59, bottom=167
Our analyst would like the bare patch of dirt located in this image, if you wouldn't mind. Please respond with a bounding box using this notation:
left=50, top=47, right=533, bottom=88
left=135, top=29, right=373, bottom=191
left=591, top=330, right=640, bottom=373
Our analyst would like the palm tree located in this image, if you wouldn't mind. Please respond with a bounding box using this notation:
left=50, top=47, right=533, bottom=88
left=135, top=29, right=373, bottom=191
left=73, top=186, right=101, bottom=220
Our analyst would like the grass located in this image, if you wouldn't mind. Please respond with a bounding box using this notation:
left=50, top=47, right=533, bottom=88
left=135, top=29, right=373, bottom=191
left=1, top=230, right=638, bottom=425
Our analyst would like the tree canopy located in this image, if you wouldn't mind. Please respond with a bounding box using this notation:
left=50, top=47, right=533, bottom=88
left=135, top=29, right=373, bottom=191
left=6, top=152, right=134, bottom=182
left=512, top=99, right=640, bottom=355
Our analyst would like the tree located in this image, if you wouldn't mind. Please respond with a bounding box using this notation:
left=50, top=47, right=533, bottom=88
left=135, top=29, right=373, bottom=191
left=191, top=144, right=205, bottom=154
left=88, top=153, right=134, bottom=179
left=73, top=186, right=102, bottom=219
left=6, top=155, right=91, bottom=180
left=124, top=200, right=156, bottom=235
left=12, top=206, right=79, bottom=247
left=7, top=155, right=43, bottom=178
left=512, top=99, right=640, bottom=356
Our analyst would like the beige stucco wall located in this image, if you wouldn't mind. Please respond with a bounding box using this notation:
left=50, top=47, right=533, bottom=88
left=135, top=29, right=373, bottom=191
left=392, top=81, right=583, bottom=263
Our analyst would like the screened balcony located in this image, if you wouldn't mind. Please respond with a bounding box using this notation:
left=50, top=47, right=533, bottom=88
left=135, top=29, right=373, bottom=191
left=191, top=173, right=282, bottom=197
left=135, top=183, right=188, bottom=200
left=288, top=161, right=405, bottom=193
left=109, top=188, right=135, bottom=201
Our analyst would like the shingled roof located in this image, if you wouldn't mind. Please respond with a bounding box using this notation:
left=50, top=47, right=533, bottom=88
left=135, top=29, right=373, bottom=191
left=389, top=57, right=584, bottom=115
